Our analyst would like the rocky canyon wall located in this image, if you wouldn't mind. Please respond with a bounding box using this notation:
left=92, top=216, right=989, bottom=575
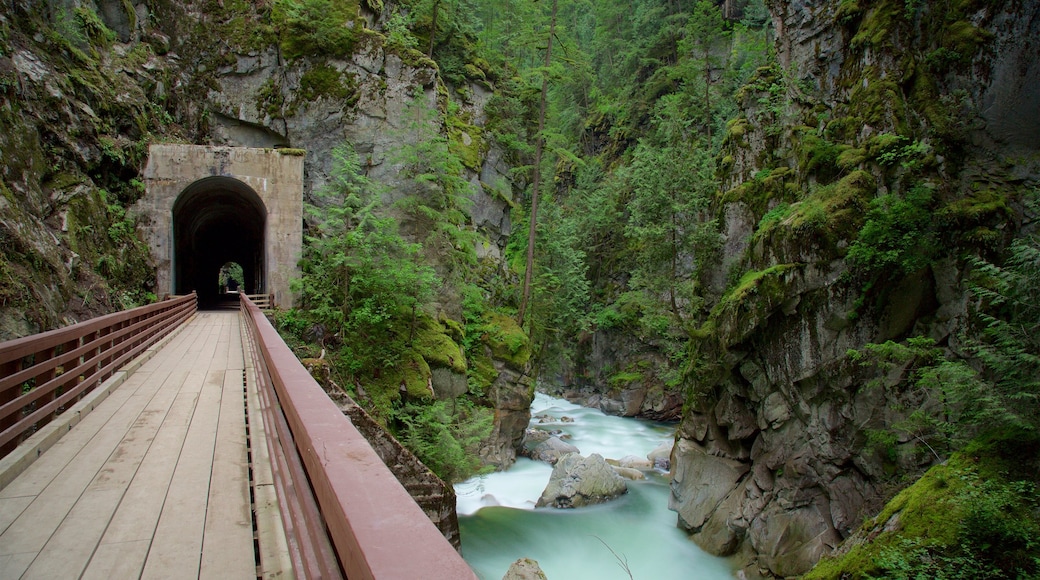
left=669, top=0, right=1040, bottom=576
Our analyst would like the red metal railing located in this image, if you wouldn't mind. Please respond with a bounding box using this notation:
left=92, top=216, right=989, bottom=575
left=0, top=293, right=197, bottom=458
left=239, top=294, right=477, bottom=580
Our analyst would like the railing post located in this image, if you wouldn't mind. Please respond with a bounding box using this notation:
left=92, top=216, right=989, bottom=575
left=0, top=359, right=21, bottom=457
left=32, top=347, right=57, bottom=434
left=60, top=337, right=79, bottom=410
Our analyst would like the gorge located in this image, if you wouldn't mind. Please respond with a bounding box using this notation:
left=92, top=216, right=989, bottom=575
left=1, top=0, right=1038, bottom=578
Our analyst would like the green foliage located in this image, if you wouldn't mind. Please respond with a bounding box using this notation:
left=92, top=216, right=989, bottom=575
left=73, top=7, right=116, bottom=50
left=806, top=436, right=1040, bottom=580
left=298, top=64, right=355, bottom=102
left=847, top=184, right=938, bottom=278
left=294, top=144, right=440, bottom=372
left=272, top=0, right=362, bottom=59
left=966, top=228, right=1040, bottom=433
left=757, top=203, right=792, bottom=230
left=621, top=109, right=720, bottom=324
left=384, top=10, right=420, bottom=51
left=218, top=262, right=244, bottom=288
left=391, top=90, right=476, bottom=269
left=393, top=399, right=493, bottom=483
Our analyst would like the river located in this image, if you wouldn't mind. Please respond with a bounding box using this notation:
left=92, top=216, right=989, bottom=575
left=455, top=393, right=734, bottom=579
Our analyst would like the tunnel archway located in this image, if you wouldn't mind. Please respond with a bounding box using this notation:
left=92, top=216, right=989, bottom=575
left=173, top=177, right=266, bottom=309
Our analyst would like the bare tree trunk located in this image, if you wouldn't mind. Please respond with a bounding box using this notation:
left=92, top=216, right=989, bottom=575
left=517, top=0, right=558, bottom=327
left=428, top=0, right=442, bottom=58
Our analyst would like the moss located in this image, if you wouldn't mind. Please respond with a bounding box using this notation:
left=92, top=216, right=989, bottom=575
left=849, top=69, right=906, bottom=131
left=715, top=263, right=801, bottom=315
left=74, top=7, right=116, bottom=51
left=850, top=0, right=901, bottom=49
left=414, top=316, right=467, bottom=374
left=298, top=64, right=356, bottom=102
left=726, top=117, right=749, bottom=138
left=255, top=77, right=285, bottom=119
left=800, top=170, right=874, bottom=235
left=483, top=312, right=531, bottom=369
left=438, top=313, right=465, bottom=343
left=942, top=20, right=994, bottom=60
left=273, top=0, right=364, bottom=60
left=805, top=434, right=1040, bottom=579
left=468, top=351, right=499, bottom=395
left=276, top=148, right=306, bottom=156
left=608, top=361, right=651, bottom=393
left=938, top=188, right=1013, bottom=248
left=447, top=115, right=485, bottom=172
left=794, top=128, right=841, bottom=180
left=836, top=0, right=863, bottom=24
left=837, top=146, right=868, bottom=169
left=721, top=167, right=797, bottom=216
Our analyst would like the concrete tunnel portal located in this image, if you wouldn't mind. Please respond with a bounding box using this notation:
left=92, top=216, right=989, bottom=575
left=172, top=177, right=266, bottom=308
left=137, top=144, right=304, bottom=308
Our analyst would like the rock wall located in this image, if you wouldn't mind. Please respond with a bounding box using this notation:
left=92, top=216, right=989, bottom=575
left=669, top=0, right=1040, bottom=576
left=0, top=0, right=182, bottom=338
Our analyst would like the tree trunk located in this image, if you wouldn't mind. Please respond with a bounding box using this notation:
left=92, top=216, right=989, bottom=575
left=517, top=0, right=558, bottom=327
left=428, top=0, right=442, bottom=59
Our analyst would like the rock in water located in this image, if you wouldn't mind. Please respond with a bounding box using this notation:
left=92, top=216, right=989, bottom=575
left=611, top=466, right=645, bottom=480
left=647, top=441, right=673, bottom=470
left=502, top=558, right=547, bottom=580
left=536, top=453, right=628, bottom=508
left=528, top=436, right=580, bottom=465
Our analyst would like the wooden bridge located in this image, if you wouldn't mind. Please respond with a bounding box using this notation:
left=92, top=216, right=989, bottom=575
left=0, top=295, right=476, bottom=579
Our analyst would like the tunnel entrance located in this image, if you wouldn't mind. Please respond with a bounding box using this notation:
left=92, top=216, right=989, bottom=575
left=173, top=177, right=266, bottom=309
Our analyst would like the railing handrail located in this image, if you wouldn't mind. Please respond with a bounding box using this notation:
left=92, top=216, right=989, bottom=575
left=240, top=294, right=477, bottom=580
left=245, top=293, right=274, bottom=309
left=0, top=294, right=198, bottom=458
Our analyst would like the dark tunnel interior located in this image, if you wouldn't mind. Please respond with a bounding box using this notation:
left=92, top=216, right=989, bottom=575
left=173, top=177, right=266, bottom=309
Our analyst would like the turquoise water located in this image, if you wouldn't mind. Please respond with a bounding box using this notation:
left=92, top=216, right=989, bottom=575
left=455, top=394, right=734, bottom=580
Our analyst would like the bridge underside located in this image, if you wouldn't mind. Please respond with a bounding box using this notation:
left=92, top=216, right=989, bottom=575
left=173, top=177, right=265, bottom=309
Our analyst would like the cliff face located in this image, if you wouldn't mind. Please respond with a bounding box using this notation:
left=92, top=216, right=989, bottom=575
left=0, top=0, right=177, bottom=338
left=669, top=0, right=1040, bottom=576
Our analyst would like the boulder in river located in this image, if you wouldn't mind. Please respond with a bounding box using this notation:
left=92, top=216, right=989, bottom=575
left=611, top=454, right=653, bottom=470
left=527, top=436, right=580, bottom=465
left=502, top=557, right=547, bottom=580
left=647, top=441, right=673, bottom=470
left=612, top=466, right=645, bottom=480
left=536, top=453, right=628, bottom=508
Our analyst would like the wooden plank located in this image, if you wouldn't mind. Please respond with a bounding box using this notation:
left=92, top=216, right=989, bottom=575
left=86, top=319, right=224, bottom=576
left=242, top=320, right=294, bottom=580
left=82, top=385, right=199, bottom=554
left=18, top=361, right=191, bottom=579
left=0, top=313, right=259, bottom=580
left=20, top=488, right=123, bottom=580
left=79, top=539, right=150, bottom=580
left=0, top=550, right=38, bottom=580
left=139, top=370, right=225, bottom=577
left=0, top=315, right=205, bottom=499
left=0, top=320, right=207, bottom=558
left=200, top=360, right=255, bottom=578
left=0, top=496, right=32, bottom=536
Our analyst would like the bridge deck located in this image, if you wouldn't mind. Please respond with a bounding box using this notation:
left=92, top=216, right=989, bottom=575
left=0, top=312, right=280, bottom=579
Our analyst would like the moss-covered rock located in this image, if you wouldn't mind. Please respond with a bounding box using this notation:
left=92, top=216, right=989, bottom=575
left=805, top=434, right=1040, bottom=579
left=483, top=312, right=531, bottom=370
left=413, top=314, right=467, bottom=374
